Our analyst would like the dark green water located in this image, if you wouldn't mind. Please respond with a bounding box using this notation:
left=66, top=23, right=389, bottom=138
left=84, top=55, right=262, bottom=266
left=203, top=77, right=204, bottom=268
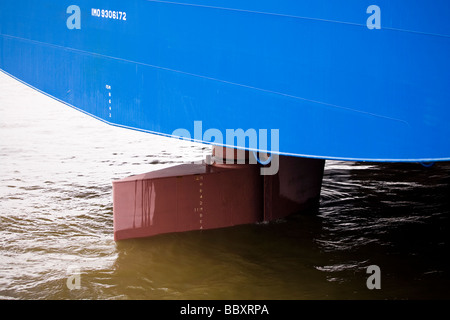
left=1, top=72, right=449, bottom=300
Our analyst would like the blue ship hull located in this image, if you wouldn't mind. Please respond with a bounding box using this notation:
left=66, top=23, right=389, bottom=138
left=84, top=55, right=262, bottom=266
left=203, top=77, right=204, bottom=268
left=1, top=0, right=449, bottom=162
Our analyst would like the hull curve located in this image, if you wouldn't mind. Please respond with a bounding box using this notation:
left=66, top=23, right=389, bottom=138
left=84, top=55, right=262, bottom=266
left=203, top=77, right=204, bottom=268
left=1, top=0, right=449, bottom=162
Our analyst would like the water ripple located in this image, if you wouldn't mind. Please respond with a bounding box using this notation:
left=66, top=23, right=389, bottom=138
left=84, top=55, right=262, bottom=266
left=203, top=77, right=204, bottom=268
left=1, top=72, right=450, bottom=299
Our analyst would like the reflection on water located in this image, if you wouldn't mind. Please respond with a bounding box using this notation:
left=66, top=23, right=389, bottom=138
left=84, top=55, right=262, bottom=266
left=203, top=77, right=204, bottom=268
left=1, top=72, right=449, bottom=299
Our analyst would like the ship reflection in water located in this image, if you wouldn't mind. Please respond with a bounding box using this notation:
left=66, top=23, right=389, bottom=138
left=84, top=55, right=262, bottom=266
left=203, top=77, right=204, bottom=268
left=0, top=72, right=449, bottom=299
